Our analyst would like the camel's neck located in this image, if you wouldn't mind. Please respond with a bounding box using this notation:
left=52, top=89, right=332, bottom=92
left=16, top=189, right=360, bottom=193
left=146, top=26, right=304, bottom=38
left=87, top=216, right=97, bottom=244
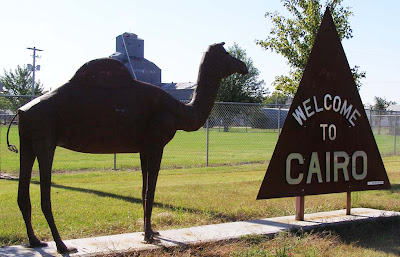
left=184, top=56, right=222, bottom=130
left=191, top=75, right=221, bottom=117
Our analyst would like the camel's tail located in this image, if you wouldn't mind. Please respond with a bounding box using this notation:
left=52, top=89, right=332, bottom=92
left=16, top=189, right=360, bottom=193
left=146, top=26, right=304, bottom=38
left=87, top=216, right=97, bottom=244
left=7, top=113, right=18, bottom=153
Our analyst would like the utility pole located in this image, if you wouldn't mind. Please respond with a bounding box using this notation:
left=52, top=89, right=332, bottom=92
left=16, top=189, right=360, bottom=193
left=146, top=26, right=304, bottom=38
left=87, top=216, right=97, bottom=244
left=27, top=47, right=43, bottom=99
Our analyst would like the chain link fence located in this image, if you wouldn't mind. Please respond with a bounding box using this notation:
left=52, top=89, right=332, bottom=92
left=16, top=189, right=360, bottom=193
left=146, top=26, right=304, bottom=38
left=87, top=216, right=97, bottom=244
left=0, top=96, right=399, bottom=173
left=367, top=109, right=400, bottom=154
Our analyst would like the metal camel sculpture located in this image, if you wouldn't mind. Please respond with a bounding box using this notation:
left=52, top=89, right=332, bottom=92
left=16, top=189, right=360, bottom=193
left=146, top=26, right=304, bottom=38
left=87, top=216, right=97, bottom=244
left=7, top=42, right=248, bottom=253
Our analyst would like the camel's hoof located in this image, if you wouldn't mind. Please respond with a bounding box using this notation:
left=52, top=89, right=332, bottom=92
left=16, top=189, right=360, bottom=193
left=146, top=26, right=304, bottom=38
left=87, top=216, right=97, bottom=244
left=142, top=231, right=160, bottom=236
left=28, top=240, right=48, bottom=248
left=142, top=237, right=161, bottom=244
left=143, top=230, right=161, bottom=244
left=57, top=246, right=78, bottom=254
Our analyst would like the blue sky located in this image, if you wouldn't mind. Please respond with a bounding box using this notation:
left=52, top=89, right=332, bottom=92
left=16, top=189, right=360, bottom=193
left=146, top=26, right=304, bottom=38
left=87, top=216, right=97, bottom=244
left=0, top=0, right=399, bottom=106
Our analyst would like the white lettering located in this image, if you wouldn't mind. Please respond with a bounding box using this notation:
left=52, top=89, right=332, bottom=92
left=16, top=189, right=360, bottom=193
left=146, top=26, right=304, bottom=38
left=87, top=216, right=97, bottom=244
left=320, top=124, right=336, bottom=141
left=367, top=181, right=384, bottom=186
left=313, top=96, right=323, bottom=113
left=292, top=106, right=307, bottom=126
left=352, top=151, right=367, bottom=180
left=285, top=151, right=368, bottom=185
left=326, top=152, right=331, bottom=182
left=333, top=151, right=350, bottom=182
left=306, top=152, right=323, bottom=184
left=340, top=100, right=353, bottom=119
left=303, top=98, right=315, bottom=118
left=286, top=153, right=304, bottom=185
left=292, top=94, right=362, bottom=127
left=324, top=94, right=332, bottom=110
left=332, top=96, right=341, bottom=112
left=328, top=124, right=336, bottom=140
left=320, top=124, right=328, bottom=141
left=349, top=109, right=361, bottom=127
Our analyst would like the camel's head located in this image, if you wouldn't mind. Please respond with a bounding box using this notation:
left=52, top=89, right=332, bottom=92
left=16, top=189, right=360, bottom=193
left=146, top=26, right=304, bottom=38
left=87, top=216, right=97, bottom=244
left=205, top=42, right=249, bottom=78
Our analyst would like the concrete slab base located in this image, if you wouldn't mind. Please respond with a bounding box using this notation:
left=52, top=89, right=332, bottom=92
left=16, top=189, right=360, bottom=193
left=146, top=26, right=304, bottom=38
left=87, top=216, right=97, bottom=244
left=1, top=208, right=399, bottom=257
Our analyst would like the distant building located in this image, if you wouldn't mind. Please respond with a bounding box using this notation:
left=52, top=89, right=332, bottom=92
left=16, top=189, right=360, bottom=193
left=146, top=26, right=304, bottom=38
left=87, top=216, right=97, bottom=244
left=110, top=33, right=161, bottom=85
left=158, top=82, right=196, bottom=102
left=110, top=33, right=196, bottom=101
left=261, top=108, right=289, bottom=129
left=387, top=105, right=400, bottom=112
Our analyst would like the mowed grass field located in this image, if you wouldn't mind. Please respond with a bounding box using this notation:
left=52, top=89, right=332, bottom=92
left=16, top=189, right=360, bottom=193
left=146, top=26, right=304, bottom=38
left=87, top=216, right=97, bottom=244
left=1, top=125, right=399, bottom=173
left=0, top=155, right=400, bottom=256
left=1, top=124, right=400, bottom=256
left=0, top=125, right=279, bottom=172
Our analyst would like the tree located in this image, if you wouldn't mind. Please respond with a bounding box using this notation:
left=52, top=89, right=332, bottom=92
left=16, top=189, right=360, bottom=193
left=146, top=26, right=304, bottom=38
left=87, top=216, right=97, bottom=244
left=372, top=96, right=397, bottom=135
left=256, top=0, right=365, bottom=97
left=264, top=91, right=291, bottom=105
left=216, top=43, right=266, bottom=103
left=0, top=65, right=45, bottom=112
left=373, top=96, right=396, bottom=111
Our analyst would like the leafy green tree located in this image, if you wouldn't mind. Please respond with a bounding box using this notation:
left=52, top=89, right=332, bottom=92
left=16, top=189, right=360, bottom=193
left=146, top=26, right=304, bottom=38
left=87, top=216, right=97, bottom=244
left=0, top=80, right=11, bottom=110
left=373, top=96, right=396, bottom=111
left=373, top=96, right=397, bottom=135
left=256, top=0, right=365, bottom=97
left=0, top=65, right=45, bottom=112
left=264, top=91, right=291, bottom=105
left=216, top=43, right=266, bottom=103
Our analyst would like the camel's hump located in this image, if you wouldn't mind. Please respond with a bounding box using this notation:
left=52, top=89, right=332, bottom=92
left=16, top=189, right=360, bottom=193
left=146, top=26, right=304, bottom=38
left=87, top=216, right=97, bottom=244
left=70, top=58, right=134, bottom=88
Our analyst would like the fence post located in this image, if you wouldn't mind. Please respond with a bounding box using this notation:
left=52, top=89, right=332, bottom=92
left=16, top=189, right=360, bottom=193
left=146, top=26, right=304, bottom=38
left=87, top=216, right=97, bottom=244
left=369, top=109, right=372, bottom=125
left=278, top=106, right=281, bottom=137
left=395, top=112, right=398, bottom=155
left=245, top=115, right=248, bottom=133
left=113, top=153, right=117, bottom=170
left=0, top=122, right=1, bottom=173
left=206, top=118, right=209, bottom=167
left=378, top=110, right=381, bottom=135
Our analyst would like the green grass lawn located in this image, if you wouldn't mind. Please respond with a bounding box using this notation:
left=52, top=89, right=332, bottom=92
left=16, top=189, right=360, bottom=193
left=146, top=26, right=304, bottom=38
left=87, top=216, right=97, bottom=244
left=1, top=155, right=400, bottom=254
left=0, top=126, right=278, bottom=172
left=1, top=125, right=398, bottom=173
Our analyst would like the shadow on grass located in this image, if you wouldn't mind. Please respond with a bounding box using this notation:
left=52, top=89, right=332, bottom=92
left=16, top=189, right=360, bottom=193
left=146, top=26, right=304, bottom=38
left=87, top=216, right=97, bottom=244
left=388, top=183, right=400, bottom=191
left=5, top=179, right=400, bottom=255
left=50, top=183, right=400, bottom=256
left=18, top=180, right=238, bottom=222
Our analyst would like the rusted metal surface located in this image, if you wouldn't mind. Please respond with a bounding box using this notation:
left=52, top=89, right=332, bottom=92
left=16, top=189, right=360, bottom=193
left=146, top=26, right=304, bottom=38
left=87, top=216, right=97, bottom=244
left=11, top=43, right=248, bottom=253
left=295, top=196, right=305, bottom=221
left=346, top=192, right=352, bottom=215
left=257, top=9, right=391, bottom=200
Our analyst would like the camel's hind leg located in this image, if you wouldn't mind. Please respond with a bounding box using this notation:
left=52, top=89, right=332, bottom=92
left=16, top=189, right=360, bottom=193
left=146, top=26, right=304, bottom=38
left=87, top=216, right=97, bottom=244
left=17, top=136, right=46, bottom=248
left=34, top=139, right=76, bottom=254
left=140, top=149, right=163, bottom=243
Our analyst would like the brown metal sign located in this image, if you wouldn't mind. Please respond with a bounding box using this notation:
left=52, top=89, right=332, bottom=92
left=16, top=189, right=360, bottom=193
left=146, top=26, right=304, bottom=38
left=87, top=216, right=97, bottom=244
left=257, top=9, right=391, bottom=199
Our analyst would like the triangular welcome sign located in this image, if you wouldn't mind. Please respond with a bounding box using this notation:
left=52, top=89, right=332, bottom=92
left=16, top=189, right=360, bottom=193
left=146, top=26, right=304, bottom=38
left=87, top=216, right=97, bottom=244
left=257, top=8, right=391, bottom=199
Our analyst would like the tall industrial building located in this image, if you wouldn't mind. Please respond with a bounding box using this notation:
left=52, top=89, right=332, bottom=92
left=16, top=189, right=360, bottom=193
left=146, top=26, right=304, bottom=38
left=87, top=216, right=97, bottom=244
left=110, top=32, right=195, bottom=101
left=110, top=33, right=161, bottom=85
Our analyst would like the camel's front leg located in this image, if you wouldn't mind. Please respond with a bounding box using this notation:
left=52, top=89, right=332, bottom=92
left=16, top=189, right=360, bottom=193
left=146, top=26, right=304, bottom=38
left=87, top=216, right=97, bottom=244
left=140, top=148, right=163, bottom=243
